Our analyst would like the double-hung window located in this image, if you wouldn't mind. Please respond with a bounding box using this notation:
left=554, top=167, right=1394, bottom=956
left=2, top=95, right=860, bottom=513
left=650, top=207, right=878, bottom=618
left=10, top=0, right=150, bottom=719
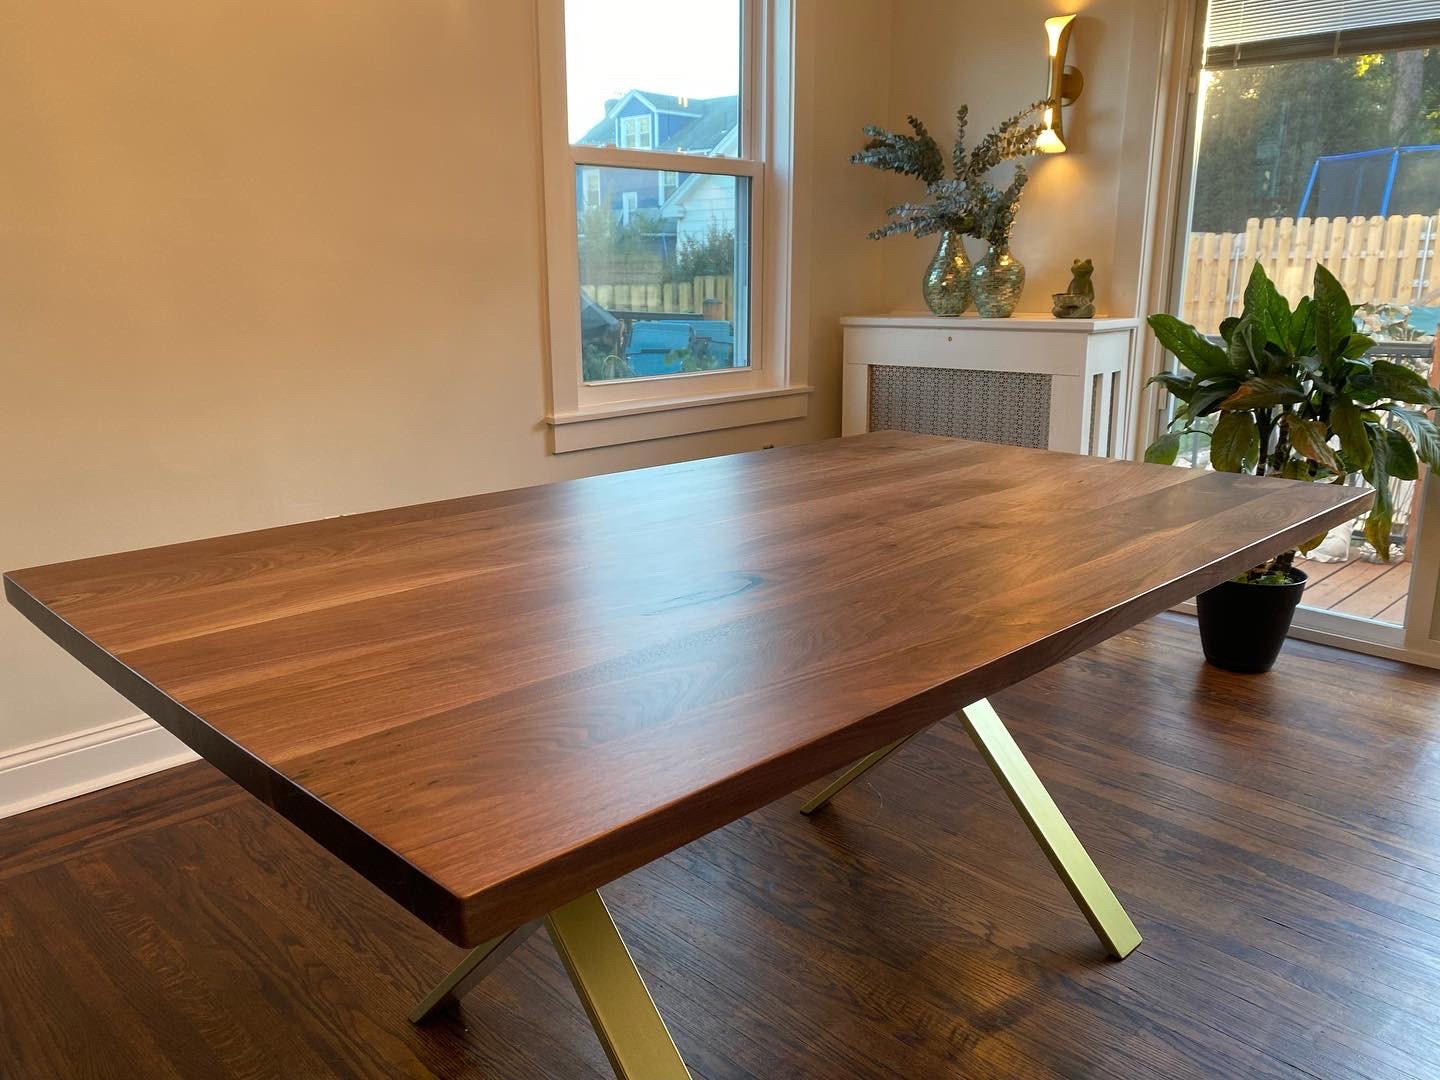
left=538, top=0, right=807, bottom=452
left=619, top=114, right=653, bottom=149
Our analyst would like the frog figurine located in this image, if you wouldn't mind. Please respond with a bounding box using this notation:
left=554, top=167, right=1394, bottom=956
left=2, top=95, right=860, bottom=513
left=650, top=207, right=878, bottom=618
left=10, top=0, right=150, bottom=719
left=1052, top=258, right=1096, bottom=319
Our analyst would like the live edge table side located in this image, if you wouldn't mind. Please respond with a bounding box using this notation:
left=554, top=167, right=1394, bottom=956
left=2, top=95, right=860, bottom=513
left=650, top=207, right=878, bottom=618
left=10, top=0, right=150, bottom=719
left=4, top=432, right=1370, bottom=1079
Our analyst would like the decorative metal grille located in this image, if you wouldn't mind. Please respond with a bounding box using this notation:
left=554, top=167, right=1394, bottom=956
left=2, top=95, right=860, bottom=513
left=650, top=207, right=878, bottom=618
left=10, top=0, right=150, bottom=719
left=867, top=365, right=1052, bottom=449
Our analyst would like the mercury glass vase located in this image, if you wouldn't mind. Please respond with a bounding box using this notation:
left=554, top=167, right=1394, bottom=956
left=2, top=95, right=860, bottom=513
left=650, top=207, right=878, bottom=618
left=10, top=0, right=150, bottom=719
left=922, top=230, right=973, bottom=316
left=971, top=244, right=1026, bottom=318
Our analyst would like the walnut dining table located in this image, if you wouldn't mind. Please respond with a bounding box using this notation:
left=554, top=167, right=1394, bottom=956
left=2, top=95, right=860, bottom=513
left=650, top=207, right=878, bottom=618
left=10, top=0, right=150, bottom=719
left=4, top=432, right=1369, bottom=1079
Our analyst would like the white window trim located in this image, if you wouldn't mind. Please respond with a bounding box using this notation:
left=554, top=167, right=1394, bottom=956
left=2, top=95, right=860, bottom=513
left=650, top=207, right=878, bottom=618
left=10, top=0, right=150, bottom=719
left=659, top=169, right=679, bottom=203
left=618, top=113, right=654, bottom=150
left=581, top=166, right=601, bottom=210
left=535, top=0, right=808, bottom=453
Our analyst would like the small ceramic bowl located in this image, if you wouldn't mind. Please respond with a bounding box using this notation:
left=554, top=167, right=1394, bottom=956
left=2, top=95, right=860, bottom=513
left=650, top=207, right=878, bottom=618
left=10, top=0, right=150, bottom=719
left=1052, top=292, right=1095, bottom=319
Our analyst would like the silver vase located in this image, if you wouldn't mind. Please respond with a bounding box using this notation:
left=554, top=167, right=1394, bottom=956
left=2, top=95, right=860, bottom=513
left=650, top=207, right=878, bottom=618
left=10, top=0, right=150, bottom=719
left=922, top=230, right=973, bottom=316
left=971, top=244, right=1026, bottom=318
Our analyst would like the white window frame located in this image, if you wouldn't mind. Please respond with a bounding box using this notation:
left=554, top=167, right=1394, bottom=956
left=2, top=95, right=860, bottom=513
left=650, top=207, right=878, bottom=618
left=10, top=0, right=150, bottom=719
left=658, top=169, right=680, bottom=203
left=581, top=166, right=601, bottom=210
left=618, top=114, right=653, bottom=149
left=536, top=0, right=809, bottom=453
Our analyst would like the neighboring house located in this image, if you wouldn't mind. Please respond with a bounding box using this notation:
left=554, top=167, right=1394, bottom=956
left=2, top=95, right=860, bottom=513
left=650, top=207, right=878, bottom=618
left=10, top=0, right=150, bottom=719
left=574, top=91, right=738, bottom=243
left=659, top=125, right=740, bottom=248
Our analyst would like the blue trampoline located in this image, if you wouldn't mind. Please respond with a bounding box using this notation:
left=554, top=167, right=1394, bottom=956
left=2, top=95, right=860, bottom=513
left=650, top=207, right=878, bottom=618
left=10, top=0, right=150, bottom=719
left=1298, top=145, right=1440, bottom=218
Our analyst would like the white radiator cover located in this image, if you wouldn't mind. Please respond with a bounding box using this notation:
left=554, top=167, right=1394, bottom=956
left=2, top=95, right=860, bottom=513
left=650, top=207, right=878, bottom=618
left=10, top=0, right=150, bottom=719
left=841, top=314, right=1140, bottom=457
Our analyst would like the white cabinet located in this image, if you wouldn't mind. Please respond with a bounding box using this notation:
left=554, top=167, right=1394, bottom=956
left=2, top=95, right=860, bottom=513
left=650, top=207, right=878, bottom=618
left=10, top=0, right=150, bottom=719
left=841, top=314, right=1140, bottom=457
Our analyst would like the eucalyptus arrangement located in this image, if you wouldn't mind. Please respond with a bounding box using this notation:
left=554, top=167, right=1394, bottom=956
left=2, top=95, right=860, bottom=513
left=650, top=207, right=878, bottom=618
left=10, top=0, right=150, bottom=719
left=1145, top=262, right=1440, bottom=671
left=852, top=103, right=1043, bottom=316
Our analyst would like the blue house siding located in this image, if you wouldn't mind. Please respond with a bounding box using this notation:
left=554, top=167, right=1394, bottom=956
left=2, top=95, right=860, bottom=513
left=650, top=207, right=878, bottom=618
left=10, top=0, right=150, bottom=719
left=574, top=91, right=740, bottom=262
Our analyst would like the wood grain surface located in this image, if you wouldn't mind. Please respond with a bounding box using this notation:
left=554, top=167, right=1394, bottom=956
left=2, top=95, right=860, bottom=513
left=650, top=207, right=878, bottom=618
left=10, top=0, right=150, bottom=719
left=4, top=433, right=1370, bottom=945
left=6, top=614, right=1440, bottom=1079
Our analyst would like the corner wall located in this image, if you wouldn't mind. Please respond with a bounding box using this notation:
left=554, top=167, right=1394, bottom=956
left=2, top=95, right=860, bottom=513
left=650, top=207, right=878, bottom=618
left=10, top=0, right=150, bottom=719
left=0, top=1, right=894, bottom=780
left=874, top=0, right=1172, bottom=320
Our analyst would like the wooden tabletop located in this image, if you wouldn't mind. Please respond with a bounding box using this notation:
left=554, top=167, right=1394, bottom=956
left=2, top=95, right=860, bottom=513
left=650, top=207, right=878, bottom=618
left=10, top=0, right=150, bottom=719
left=5, top=433, right=1369, bottom=946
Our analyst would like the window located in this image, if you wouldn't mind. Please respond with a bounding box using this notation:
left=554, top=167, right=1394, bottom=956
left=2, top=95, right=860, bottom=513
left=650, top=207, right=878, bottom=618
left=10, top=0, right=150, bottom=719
left=1169, top=0, right=1440, bottom=634
left=538, top=0, right=807, bottom=452
left=619, top=114, right=653, bottom=149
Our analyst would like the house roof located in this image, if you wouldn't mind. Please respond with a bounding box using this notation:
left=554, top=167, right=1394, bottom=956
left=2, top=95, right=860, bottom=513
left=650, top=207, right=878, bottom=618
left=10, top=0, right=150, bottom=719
left=576, top=92, right=739, bottom=155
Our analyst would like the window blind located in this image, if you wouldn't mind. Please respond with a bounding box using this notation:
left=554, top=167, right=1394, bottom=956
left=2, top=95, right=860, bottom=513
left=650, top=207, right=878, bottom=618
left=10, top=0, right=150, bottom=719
left=1205, top=0, right=1440, bottom=67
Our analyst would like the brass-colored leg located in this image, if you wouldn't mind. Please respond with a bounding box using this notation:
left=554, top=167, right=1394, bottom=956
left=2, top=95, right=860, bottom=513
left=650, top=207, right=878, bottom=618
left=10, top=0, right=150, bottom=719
left=799, top=731, right=920, bottom=815
left=959, top=698, right=1142, bottom=959
left=409, top=919, right=542, bottom=1023
left=545, top=891, right=691, bottom=1080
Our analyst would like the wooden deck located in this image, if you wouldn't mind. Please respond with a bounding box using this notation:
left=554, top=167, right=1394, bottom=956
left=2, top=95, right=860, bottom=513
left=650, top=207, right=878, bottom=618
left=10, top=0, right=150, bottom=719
left=1300, top=555, right=1412, bottom=623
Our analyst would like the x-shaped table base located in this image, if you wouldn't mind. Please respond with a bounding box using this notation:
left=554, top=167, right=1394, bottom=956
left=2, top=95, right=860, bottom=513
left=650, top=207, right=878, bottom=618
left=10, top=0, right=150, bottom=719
left=408, top=698, right=1139, bottom=1078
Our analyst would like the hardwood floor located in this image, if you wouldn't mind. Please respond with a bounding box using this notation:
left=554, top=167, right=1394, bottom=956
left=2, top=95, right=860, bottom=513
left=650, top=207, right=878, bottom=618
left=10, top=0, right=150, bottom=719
left=4, top=612, right=1440, bottom=1079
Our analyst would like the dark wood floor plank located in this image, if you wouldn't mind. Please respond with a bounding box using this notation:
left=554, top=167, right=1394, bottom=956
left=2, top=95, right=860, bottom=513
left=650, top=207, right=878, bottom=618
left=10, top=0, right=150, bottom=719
left=4, top=614, right=1440, bottom=1078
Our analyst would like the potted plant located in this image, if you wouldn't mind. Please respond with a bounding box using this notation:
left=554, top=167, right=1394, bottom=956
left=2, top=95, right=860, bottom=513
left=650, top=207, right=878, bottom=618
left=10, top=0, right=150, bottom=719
left=850, top=103, right=1043, bottom=317
left=1145, top=262, right=1440, bottom=673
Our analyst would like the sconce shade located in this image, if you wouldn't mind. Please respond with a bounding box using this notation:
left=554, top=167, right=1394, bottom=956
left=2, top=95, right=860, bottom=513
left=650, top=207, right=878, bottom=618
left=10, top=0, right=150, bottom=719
left=1041, top=14, right=1081, bottom=153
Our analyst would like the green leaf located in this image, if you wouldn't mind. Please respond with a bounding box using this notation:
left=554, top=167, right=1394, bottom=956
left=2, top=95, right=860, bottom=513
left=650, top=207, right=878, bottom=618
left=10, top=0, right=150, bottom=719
left=1220, top=375, right=1306, bottom=410
left=1312, top=263, right=1355, bottom=363
left=1363, top=423, right=1395, bottom=562
left=1189, top=381, right=1239, bottom=418
left=1144, top=431, right=1182, bottom=465
left=1284, top=415, right=1342, bottom=474
left=1383, top=426, right=1420, bottom=481
left=1297, top=530, right=1329, bottom=554
left=1366, top=359, right=1440, bottom=407
left=1226, top=314, right=1268, bottom=376
left=1211, top=411, right=1260, bottom=473
left=1242, top=262, right=1291, bottom=351
left=1218, top=316, right=1241, bottom=344
left=1147, top=313, right=1231, bottom=378
left=1329, top=400, right=1372, bottom=471
left=1343, top=333, right=1376, bottom=359
left=1385, top=405, right=1440, bottom=469
left=1279, top=456, right=1312, bottom=480
left=1146, top=370, right=1197, bottom=402
left=1291, top=296, right=1316, bottom=357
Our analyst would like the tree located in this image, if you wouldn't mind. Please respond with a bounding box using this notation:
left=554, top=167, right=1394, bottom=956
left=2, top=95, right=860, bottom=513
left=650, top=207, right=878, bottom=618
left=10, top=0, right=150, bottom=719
left=1191, top=48, right=1440, bottom=232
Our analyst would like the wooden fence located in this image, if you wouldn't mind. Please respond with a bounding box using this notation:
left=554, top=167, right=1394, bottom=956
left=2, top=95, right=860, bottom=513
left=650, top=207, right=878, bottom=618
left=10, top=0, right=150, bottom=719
left=582, top=275, right=734, bottom=320
left=1182, top=212, right=1440, bottom=335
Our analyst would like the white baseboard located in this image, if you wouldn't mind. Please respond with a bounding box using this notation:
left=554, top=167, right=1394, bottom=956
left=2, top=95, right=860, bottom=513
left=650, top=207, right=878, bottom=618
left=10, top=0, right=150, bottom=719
left=0, top=715, right=198, bottom=819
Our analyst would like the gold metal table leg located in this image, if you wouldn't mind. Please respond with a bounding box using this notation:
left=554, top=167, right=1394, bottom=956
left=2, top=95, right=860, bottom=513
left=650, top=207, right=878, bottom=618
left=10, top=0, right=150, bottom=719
left=959, top=699, right=1141, bottom=959
left=409, top=891, right=690, bottom=1079
left=799, top=730, right=920, bottom=814
left=409, top=919, right=542, bottom=1023
left=545, top=891, right=691, bottom=1080
left=801, top=698, right=1142, bottom=960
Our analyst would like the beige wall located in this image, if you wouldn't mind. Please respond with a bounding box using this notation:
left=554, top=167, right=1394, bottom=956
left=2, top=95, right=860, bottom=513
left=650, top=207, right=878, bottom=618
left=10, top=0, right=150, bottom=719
left=878, top=0, right=1171, bottom=319
left=0, top=0, right=893, bottom=753
left=1, top=0, right=1167, bottom=757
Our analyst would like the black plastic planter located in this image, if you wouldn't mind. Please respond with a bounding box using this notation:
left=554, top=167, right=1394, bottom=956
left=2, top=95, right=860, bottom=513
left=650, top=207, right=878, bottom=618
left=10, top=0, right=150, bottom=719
left=1195, top=570, right=1308, bottom=674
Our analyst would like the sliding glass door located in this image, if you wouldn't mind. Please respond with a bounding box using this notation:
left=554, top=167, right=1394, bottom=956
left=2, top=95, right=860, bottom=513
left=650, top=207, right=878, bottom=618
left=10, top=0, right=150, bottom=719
left=1171, top=0, right=1440, bottom=662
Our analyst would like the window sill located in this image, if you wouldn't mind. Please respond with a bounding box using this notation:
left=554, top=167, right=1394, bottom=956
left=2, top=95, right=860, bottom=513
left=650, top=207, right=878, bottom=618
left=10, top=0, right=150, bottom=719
left=546, top=384, right=812, bottom=453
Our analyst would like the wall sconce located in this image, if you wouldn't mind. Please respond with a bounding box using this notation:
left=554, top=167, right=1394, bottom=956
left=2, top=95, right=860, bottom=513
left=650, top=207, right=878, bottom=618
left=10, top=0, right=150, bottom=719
left=1037, top=14, right=1083, bottom=154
